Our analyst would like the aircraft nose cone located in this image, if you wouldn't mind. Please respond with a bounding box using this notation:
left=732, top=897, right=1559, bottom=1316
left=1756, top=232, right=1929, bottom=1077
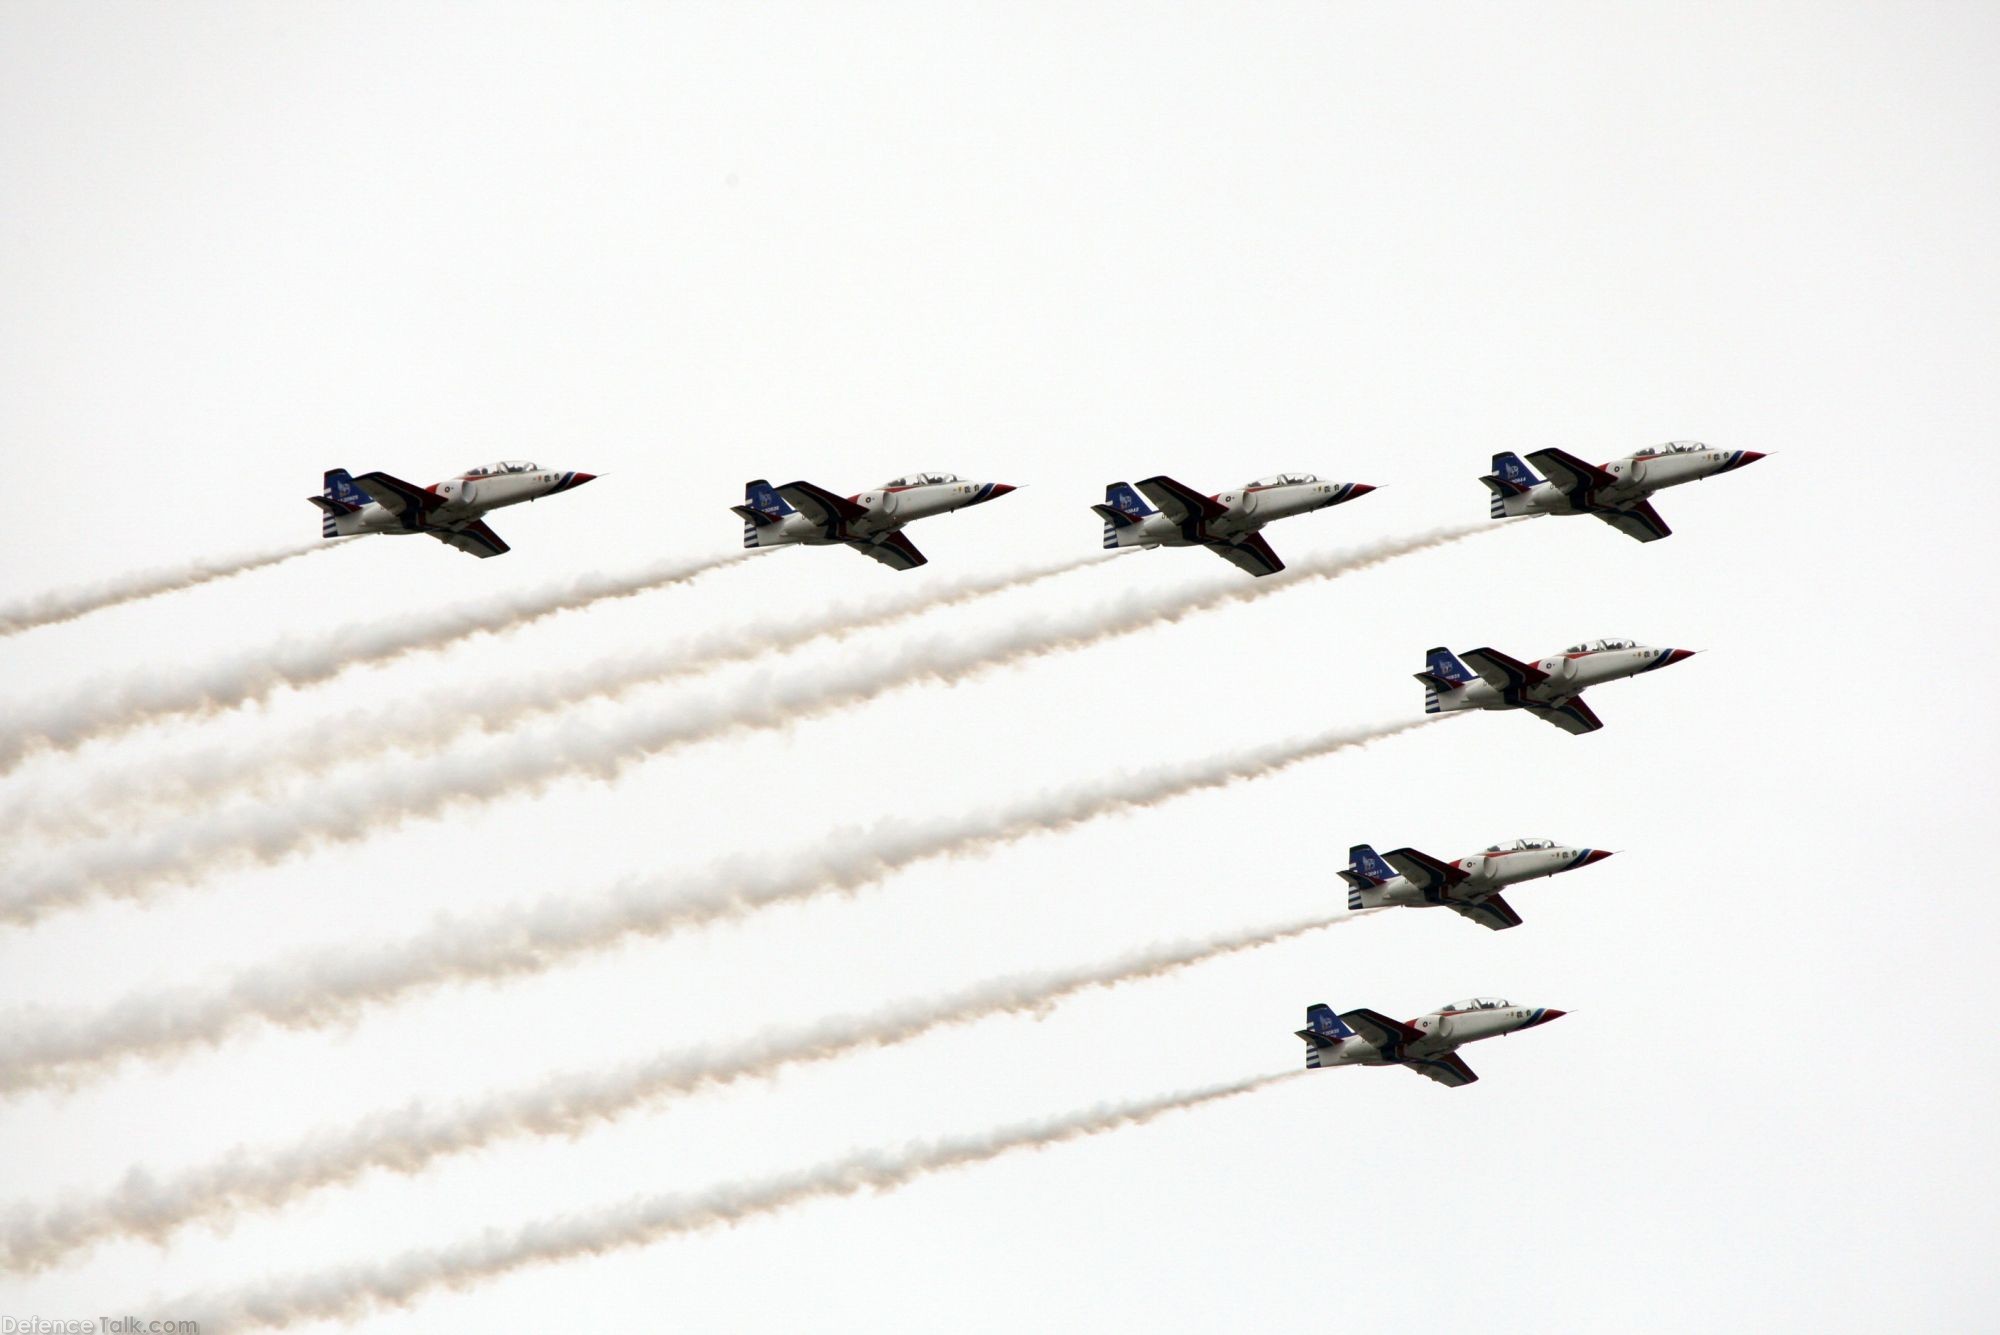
left=1737, top=451, right=1766, bottom=466
left=1345, top=483, right=1377, bottom=499
left=1662, top=648, right=1696, bottom=666
left=559, top=472, right=598, bottom=491
left=980, top=483, right=1017, bottom=502
left=1578, top=849, right=1615, bottom=866
left=1536, top=1009, right=1567, bottom=1025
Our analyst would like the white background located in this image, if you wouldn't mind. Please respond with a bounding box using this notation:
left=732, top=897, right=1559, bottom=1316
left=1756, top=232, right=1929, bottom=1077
left=2, top=3, right=1995, bottom=1330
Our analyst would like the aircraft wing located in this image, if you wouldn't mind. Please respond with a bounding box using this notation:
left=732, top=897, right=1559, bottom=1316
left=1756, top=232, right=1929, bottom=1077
left=1400, top=1053, right=1480, bottom=1088
left=1461, top=647, right=1550, bottom=692
left=1592, top=500, right=1673, bottom=543
left=1382, top=846, right=1462, bottom=892
left=1136, top=475, right=1228, bottom=526
left=1526, top=447, right=1616, bottom=495
left=351, top=471, right=442, bottom=528
left=428, top=520, right=510, bottom=559
left=1337, top=1007, right=1425, bottom=1055
left=1446, top=891, right=1523, bottom=931
left=846, top=532, right=928, bottom=571
left=1523, top=696, right=1604, bottom=735
left=776, top=481, right=869, bottom=530
left=1201, top=532, right=1285, bottom=578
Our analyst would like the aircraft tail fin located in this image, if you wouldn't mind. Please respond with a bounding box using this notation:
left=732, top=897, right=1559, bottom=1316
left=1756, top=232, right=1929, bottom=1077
left=1416, top=646, right=1476, bottom=713
left=1298, top=1002, right=1357, bottom=1065
left=1091, top=482, right=1158, bottom=549
left=1480, top=452, right=1542, bottom=517
left=1342, top=843, right=1399, bottom=909
left=735, top=479, right=796, bottom=547
left=310, top=469, right=369, bottom=537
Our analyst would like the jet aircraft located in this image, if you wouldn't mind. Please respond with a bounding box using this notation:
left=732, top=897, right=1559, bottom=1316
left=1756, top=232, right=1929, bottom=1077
left=1480, top=440, right=1765, bottom=542
left=1296, top=997, right=1566, bottom=1087
left=1418, top=638, right=1695, bottom=735
left=1090, top=473, right=1374, bottom=577
left=732, top=473, right=1016, bottom=570
left=308, top=462, right=597, bottom=559
left=1341, top=838, right=1614, bottom=930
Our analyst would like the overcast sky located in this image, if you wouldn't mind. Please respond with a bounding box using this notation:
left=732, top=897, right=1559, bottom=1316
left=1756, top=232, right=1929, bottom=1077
left=2, top=2, right=1996, bottom=1330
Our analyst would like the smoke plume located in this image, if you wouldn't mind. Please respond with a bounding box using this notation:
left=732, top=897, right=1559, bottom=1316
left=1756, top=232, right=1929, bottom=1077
left=171, top=1071, right=1302, bottom=1329
left=0, top=551, right=1111, bottom=843
left=0, top=525, right=1485, bottom=920
left=0, top=716, right=1435, bottom=1092
left=0, top=550, right=749, bottom=773
left=0, top=539, right=357, bottom=638
left=2, top=916, right=1350, bottom=1270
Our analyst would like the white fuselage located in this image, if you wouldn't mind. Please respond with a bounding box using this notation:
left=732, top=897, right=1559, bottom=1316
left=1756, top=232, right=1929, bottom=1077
left=1361, top=844, right=1606, bottom=911
left=761, top=480, right=1009, bottom=547
left=1506, top=448, right=1756, bottom=518
left=1115, top=480, right=1352, bottom=548
left=333, top=468, right=589, bottom=538
left=1309, top=1004, right=1561, bottom=1070
left=1434, top=644, right=1685, bottom=713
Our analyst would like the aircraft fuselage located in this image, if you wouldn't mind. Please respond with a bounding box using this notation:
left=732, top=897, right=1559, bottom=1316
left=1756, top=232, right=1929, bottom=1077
left=1307, top=1003, right=1564, bottom=1070
left=1116, top=479, right=1359, bottom=548
left=760, top=479, right=1011, bottom=547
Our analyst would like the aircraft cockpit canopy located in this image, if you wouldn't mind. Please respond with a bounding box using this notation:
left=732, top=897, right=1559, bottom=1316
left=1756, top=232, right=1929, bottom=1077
left=1485, top=837, right=1556, bottom=852
left=1564, top=637, right=1636, bottom=654
left=1652, top=440, right=1709, bottom=454
left=881, top=471, right=960, bottom=488
left=464, top=460, right=545, bottom=477
left=1246, top=472, right=1320, bottom=488
left=1444, top=996, right=1514, bottom=1013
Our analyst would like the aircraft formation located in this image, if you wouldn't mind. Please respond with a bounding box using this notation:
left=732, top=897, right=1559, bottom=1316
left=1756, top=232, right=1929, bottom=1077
left=301, top=442, right=1764, bottom=1092
left=0, top=437, right=1770, bottom=1314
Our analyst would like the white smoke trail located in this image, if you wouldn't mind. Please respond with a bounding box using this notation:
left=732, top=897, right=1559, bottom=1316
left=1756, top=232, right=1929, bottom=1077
left=0, top=716, right=1435, bottom=1093
left=0, top=551, right=1114, bottom=844
left=0, top=524, right=1488, bottom=922
left=2, top=915, right=1353, bottom=1271
left=0, top=549, right=751, bottom=774
left=172, top=1071, right=1302, bottom=1330
left=0, top=539, right=359, bottom=638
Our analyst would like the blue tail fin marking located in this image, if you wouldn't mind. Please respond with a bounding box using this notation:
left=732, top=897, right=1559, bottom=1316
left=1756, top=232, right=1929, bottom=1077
left=1425, top=647, right=1474, bottom=686
left=1348, top=844, right=1396, bottom=884
left=745, top=479, right=795, bottom=518
left=1305, top=1003, right=1356, bottom=1040
left=324, top=469, right=367, bottom=510
left=1491, top=452, right=1541, bottom=492
left=1104, top=482, right=1156, bottom=520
